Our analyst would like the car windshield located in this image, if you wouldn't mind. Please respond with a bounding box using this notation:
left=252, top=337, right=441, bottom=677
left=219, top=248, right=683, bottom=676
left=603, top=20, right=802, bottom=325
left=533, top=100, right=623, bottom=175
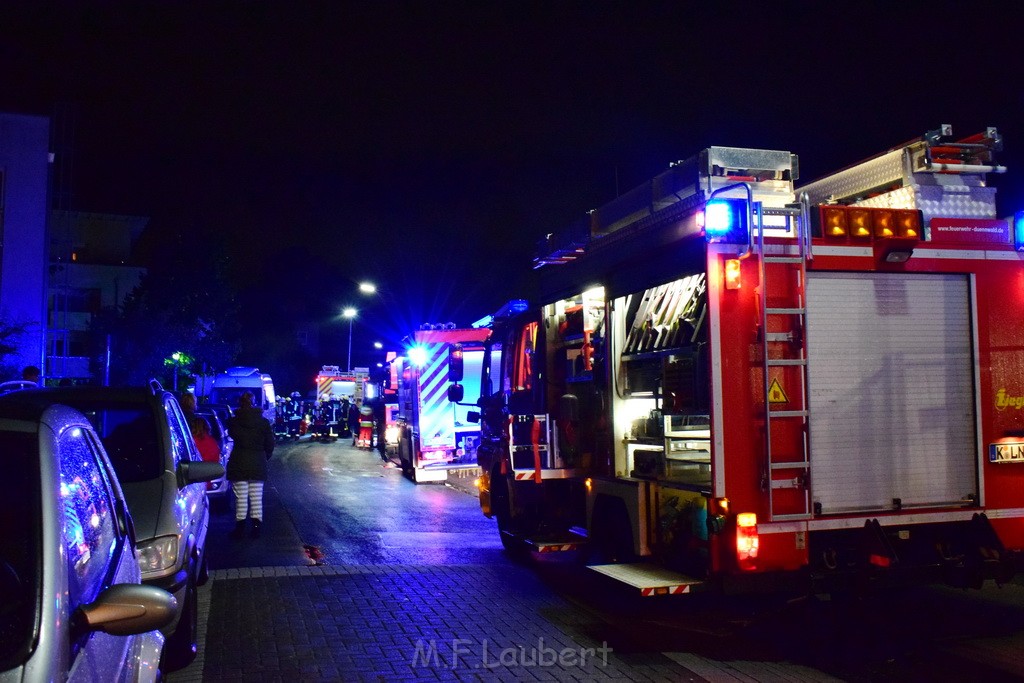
left=60, top=403, right=162, bottom=483
left=209, top=388, right=254, bottom=409
left=0, top=430, right=40, bottom=668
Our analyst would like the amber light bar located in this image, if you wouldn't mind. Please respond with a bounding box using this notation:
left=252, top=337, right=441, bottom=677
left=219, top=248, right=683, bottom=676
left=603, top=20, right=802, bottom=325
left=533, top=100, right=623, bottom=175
left=817, top=205, right=922, bottom=243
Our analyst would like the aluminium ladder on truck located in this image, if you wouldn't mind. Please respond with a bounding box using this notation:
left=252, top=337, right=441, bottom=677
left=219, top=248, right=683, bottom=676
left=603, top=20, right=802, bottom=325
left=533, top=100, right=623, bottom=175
left=757, top=198, right=814, bottom=522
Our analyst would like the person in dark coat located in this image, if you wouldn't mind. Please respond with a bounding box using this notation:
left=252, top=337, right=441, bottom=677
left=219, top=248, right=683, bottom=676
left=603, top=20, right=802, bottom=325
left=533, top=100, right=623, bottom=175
left=227, top=391, right=275, bottom=539
left=371, top=396, right=388, bottom=462
left=348, top=398, right=361, bottom=446
left=339, top=397, right=351, bottom=438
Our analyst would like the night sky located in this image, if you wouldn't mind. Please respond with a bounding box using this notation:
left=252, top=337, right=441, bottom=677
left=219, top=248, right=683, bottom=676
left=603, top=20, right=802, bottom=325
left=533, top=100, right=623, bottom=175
left=3, top=2, right=1023, bottom=374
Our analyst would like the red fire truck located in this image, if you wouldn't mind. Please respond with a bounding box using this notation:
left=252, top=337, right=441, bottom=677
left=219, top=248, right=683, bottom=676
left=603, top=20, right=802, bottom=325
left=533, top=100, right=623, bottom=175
left=456, top=126, right=1024, bottom=596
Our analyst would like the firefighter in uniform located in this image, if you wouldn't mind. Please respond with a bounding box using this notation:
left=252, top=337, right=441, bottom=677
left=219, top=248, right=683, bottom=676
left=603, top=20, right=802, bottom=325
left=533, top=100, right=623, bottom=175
left=358, top=399, right=374, bottom=449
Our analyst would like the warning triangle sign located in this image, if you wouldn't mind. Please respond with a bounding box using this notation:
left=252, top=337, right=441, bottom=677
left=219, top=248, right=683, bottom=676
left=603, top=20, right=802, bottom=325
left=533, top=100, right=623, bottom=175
left=768, top=378, right=789, bottom=404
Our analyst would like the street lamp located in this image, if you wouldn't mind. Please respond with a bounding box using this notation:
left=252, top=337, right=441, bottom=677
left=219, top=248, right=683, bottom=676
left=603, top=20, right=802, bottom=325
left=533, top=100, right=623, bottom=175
left=171, top=352, right=182, bottom=391
left=343, top=307, right=357, bottom=371
left=359, top=282, right=377, bottom=295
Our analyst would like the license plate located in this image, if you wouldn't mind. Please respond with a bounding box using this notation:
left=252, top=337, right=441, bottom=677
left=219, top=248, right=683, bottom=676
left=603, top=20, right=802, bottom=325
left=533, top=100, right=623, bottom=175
left=989, top=442, right=1024, bottom=463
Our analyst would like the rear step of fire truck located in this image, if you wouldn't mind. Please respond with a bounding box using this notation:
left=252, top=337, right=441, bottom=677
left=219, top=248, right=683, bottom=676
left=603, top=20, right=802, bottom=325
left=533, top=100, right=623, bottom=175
left=522, top=527, right=589, bottom=553
left=589, top=563, right=706, bottom=596
left=517, top=526, right=709, bottom=596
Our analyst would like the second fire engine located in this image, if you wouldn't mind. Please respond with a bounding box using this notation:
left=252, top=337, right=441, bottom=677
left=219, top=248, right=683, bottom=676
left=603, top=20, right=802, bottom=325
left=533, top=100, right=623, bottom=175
left=393, top=325, right=496, bottom=482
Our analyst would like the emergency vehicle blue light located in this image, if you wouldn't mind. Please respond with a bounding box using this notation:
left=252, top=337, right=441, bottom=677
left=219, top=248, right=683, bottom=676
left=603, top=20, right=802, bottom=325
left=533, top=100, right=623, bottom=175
left=704, top=203, right=734, bottom=234
left=1015, top=210, right=1024, bottom=252
left=703, top=199, right=749, bottom=244
left=408, top=346, right=428, bottom=368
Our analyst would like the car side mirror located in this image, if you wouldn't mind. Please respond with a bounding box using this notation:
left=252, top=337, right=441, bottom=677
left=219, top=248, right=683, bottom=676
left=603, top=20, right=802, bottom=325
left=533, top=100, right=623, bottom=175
left=179, top=460, right=224, bottom=486
left=72, top=584, right=177, bottom=637
left=449, top=343, right=464, bottom=382
left=559, top=393, right=580, bottom=422
left=447, top=383, right=464, bottom=403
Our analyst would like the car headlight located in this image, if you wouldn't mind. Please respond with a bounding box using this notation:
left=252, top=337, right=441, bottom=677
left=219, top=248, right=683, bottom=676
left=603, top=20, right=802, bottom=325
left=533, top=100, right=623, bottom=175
left=136, top=535, right=179, bottom=574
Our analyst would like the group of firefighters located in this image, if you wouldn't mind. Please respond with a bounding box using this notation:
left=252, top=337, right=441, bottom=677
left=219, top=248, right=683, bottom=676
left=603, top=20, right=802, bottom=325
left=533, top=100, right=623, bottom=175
left=274, top=393, right=384, bottom=453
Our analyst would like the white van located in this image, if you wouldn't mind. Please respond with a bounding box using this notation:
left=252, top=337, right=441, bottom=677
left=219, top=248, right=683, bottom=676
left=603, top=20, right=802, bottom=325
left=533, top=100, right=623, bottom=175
left=208, top=367, right=276, bottom=424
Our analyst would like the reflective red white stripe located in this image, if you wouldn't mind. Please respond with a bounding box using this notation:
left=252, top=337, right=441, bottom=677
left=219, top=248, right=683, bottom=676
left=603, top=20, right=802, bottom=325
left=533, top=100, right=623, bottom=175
left=640, top=584, right=691, bottom=596
left=535, top=543, right=582, bottom=553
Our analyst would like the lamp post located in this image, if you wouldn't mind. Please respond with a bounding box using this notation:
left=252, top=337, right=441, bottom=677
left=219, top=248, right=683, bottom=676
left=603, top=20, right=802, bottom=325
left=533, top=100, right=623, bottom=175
left=171, top=351, right=182, bottom=391
left=343, top=307, right=357, bottom=371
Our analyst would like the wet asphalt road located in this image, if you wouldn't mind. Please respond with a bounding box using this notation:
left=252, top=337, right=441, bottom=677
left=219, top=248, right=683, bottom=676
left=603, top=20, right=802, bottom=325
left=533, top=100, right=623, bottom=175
left=175, top=439, right=1024, bottom=682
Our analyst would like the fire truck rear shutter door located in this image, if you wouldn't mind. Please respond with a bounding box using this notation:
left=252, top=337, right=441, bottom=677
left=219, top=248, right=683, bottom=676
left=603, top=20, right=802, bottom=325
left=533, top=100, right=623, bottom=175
left=805, top=272, right=976, bottom=514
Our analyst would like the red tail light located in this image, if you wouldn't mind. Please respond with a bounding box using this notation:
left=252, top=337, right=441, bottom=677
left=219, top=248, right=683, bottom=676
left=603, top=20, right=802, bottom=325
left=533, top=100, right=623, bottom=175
left=736, top=512, right=759, bottom=570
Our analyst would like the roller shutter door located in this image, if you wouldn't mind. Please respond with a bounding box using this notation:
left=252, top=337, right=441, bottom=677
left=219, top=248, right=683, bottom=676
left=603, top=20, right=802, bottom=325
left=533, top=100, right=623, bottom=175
left=806, top=272, right=977, bottom=514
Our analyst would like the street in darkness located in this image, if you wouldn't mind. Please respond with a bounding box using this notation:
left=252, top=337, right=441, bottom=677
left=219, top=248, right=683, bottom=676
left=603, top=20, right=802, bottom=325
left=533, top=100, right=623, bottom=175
left=167, top=440, right=1024, bottom=682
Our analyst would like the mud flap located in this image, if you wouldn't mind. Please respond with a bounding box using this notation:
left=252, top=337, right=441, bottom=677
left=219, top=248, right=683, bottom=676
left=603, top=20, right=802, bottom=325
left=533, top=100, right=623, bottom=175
left=962, top=513, right=1016, bottom=587
left=811, top=514, right=1019, bottom=593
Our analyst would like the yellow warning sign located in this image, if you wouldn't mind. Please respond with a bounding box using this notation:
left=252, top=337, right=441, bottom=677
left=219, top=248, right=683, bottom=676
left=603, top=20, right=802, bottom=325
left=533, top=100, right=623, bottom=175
left=768, top=378, right=789, bottom=404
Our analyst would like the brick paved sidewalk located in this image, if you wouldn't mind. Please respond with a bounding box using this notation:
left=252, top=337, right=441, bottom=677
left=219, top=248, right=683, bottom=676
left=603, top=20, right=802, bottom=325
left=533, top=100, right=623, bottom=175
left=169, top=562, right=846, bottom=682
left=171, top=563, right=688, bottom=681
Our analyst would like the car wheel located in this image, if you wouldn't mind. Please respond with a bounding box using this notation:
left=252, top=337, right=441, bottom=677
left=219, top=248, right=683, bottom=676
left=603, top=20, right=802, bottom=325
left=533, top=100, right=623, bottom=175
left=492, top=476, right=533, bottom=556
left=161, top=570, right=198, bottom=671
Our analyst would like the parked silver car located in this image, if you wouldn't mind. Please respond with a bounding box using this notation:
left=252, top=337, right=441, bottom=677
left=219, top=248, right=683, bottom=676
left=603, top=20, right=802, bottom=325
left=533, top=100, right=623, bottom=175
left=9, top=382, right=223, bottom=671
left=0, top=400, right=176, bottom=682
left=194, top=405, right=232, bottom=503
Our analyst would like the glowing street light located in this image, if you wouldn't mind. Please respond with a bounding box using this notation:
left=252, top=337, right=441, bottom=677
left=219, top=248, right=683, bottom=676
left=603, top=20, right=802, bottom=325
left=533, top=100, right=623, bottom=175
left=343, top=307, right=357, bottom=372
left=359, top=282, right=377, bottom=294
left=171, top=351, right=182, bottom=391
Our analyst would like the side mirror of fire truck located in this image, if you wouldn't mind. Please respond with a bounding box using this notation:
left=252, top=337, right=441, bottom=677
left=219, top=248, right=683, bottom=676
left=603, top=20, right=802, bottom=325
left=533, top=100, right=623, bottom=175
left=466, top=410, right=480, bottom=424
left=448, top=343, right=464, bottom=382
left=447, top=383, right=464, bottom=403
left=559, top=393, right=579, bottom=422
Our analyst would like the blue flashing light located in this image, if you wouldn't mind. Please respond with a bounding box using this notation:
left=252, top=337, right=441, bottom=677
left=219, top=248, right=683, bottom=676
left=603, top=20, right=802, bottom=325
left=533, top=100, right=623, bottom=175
left=703, top=198, right=749, bottom=244
left=704, top=202, right=734, bottom=235
left=408, top=346, right=429, bottom=368
left=1015, top=211, right=1024, bottom=252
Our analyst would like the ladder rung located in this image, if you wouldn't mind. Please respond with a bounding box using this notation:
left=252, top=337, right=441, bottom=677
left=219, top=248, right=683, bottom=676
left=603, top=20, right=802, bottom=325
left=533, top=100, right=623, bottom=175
left=764, top=256, right=804, bottom=264
left=766, top=307, right=805, bottom=315
left=770, top=461, right=809, bottom=470
left=767, top=358, right=806, bottom=367
left=770, top=513, right=813, bottom=521
left=765, top=332, right=793, bottom=342
left=770, top=478, right=803, bottom=489
left=762, top=206, right=802, bottom=216
left=769, top=410, right=808, bottom=418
